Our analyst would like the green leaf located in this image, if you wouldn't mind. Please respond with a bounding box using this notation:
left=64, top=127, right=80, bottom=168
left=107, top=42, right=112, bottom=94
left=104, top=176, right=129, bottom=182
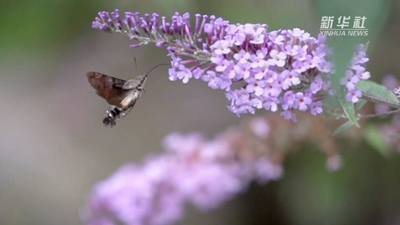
left=339, top=95, right=360, bottom=128
left=333, top=121, right=354, bottom=136
left=364, top=125, right=391, bottom=158
left=357, top=80, right=399, bottom=103
left=356, top=99, right=368, bottom=111
left=364, top=41, right=370, bottom=53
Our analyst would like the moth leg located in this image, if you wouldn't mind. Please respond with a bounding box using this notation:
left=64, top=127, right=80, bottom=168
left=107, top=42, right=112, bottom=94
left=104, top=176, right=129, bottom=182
left=103, top=116, right=116, bottom=127
left=102, top=106, right=120, bottom=127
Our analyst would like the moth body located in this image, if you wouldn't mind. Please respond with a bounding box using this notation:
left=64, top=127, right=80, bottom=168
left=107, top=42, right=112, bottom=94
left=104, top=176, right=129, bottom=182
left=86, top=63, right=166, bottom=127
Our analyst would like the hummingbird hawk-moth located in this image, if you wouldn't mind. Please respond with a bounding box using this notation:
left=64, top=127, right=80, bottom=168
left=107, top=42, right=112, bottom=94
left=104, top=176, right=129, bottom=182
left=87, top=63, right=167, bottom=127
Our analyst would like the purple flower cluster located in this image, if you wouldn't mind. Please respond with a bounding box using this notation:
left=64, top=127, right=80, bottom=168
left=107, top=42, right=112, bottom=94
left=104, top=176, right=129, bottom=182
left=173, top=26, right=336, bottom=122
left=92, top=10, right=370, bottom=121
left=340, top=44, right=370, bottom=103
left=82, top=119, right=283, bottom=225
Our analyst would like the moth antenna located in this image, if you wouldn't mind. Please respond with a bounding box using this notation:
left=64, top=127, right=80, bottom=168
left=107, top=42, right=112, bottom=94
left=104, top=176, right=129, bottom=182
left=145, top=63, right=169, bottom=76
left=134, top=57, right=138, bottom=75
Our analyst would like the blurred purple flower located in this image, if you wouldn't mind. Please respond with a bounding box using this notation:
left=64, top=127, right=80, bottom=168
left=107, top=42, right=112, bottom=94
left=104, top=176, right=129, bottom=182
left=250, top=118, right=270, bottom=139
left=255, top=157, right=284, bottom=184
left=83, top=126, right=283, bottom=225
left=325, top=155, right=343, bottom=172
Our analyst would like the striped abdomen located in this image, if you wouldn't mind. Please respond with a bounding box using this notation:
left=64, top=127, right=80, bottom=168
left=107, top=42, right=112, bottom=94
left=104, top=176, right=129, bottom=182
left=103, top=107, right=122, bottom=127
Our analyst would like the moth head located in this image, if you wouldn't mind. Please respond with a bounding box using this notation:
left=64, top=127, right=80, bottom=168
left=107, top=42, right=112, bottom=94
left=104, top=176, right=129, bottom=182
left=123, top=74, right=147, bottom=89
left=122, top=63, right=169, bottom=89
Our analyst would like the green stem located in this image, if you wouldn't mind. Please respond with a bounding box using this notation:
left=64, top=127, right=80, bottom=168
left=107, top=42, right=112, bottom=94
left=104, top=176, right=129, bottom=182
left=360, top=108, right=400, bottom=119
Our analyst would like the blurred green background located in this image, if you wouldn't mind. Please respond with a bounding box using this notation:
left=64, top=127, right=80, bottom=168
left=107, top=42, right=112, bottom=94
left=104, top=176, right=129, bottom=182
left=0, top=0, right=400, bottom=225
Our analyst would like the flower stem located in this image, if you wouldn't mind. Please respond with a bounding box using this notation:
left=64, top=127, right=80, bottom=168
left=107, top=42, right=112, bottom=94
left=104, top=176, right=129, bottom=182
left=360, top=108, right=400, bottom=119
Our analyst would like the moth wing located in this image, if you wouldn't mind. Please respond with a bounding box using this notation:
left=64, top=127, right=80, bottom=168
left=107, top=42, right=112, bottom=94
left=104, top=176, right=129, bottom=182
left=86, top=71, right=130, bottom=108
left=87, top=71, right=126, bottom=89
